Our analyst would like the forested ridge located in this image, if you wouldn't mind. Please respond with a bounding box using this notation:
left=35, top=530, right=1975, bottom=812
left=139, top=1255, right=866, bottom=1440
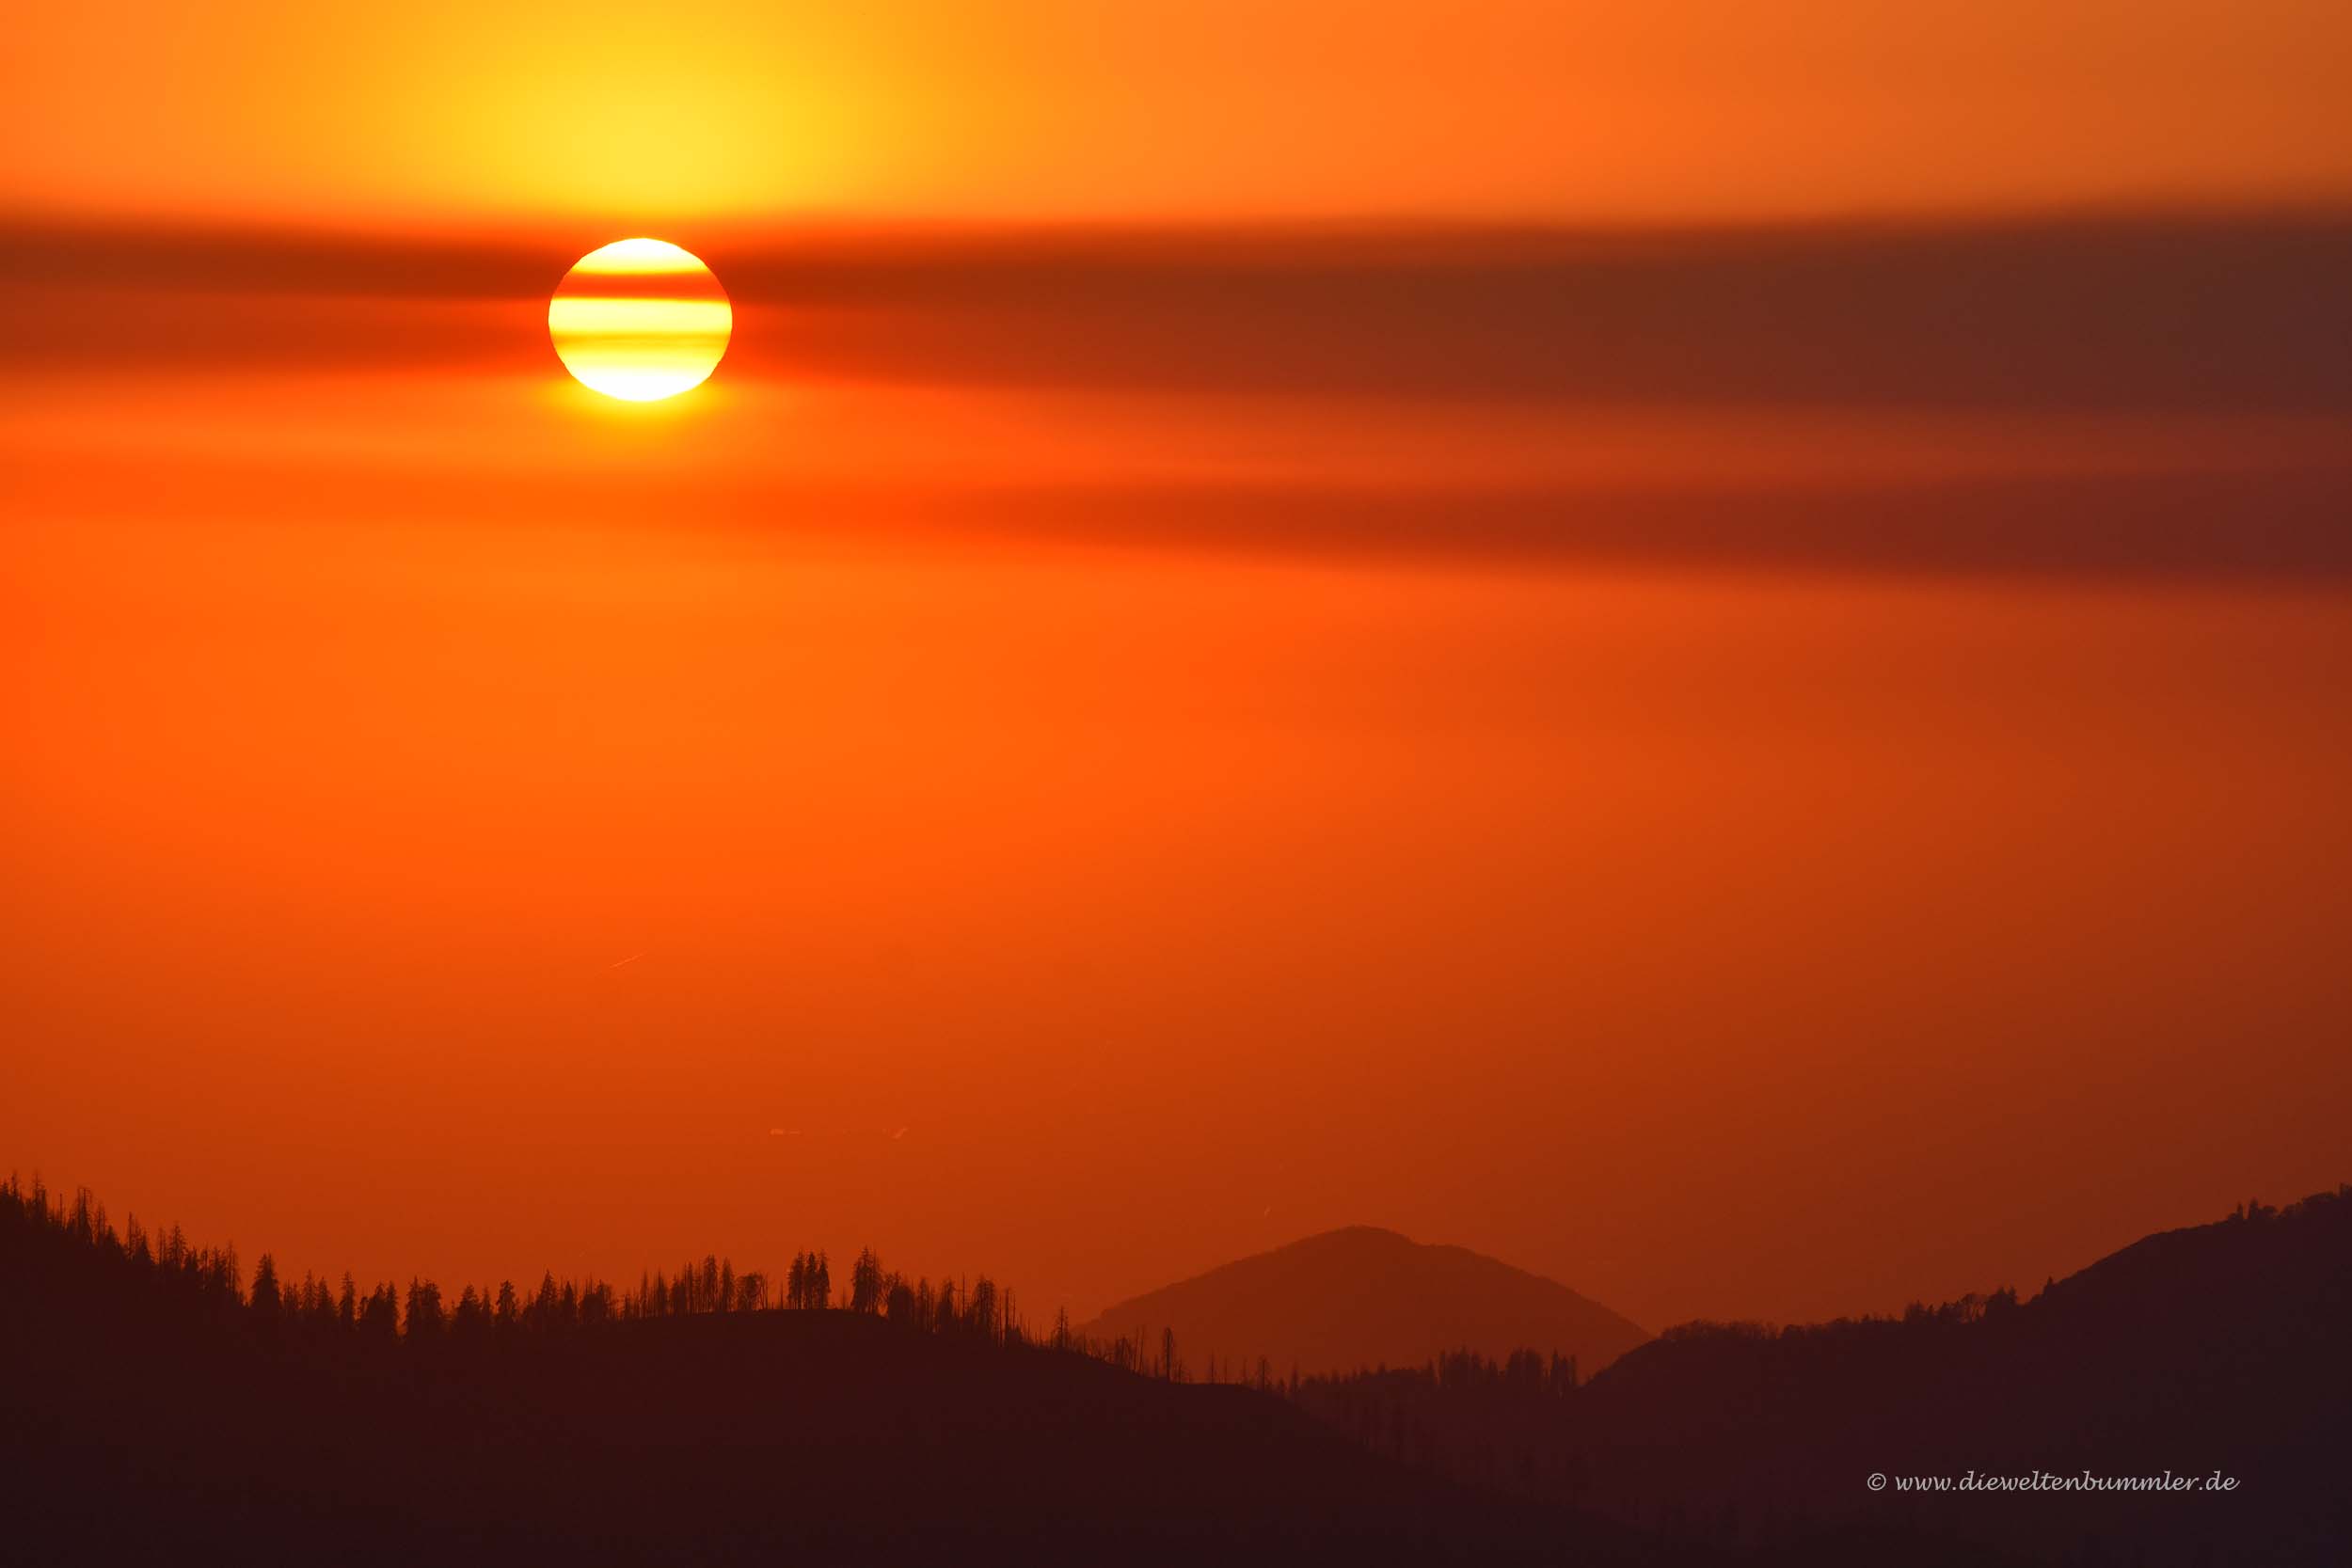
left=0, top=1171, right=1264, bottom=1381
left=0, top=1172, right=1619, bottom=1566
left=4, top=1173, right=2344, bottom=1565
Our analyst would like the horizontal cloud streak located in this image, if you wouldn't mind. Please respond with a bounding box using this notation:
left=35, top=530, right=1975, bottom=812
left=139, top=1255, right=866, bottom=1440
left=19, top=444, right=2351, bottom=584
left=8, top=213, right=2352, bottom=414
left=9, top=213, right=2351, bottom=583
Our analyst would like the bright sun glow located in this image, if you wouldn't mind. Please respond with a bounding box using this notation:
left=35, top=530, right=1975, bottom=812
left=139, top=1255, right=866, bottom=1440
left=548, top=238, right=732, bottom=402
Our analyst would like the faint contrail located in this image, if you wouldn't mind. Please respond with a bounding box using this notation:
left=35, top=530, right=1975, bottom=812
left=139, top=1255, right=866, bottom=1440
left=609, top=953, right=644, bottom=969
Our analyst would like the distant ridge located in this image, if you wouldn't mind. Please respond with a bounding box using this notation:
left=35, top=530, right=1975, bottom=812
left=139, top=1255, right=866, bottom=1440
left=0, top=1180, right=1633, bottom=1567
left=1076, top=1226, right=1649, bottom=1380
left=1295, top=1187, right=2352, bottom=1565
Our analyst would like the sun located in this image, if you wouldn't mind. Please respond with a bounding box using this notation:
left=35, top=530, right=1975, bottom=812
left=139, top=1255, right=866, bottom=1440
left=548, top=238, right=732, bottom=403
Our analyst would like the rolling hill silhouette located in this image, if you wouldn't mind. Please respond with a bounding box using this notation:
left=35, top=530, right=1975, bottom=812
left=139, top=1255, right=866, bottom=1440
left=0, top=1181, right=1631, bottom=1568
left=1076, top=1225, right=1651, bottom=1380
left=1298, top=1188, right=2351, bottom=1566
left=8, top=1174, right=2343, bottom=1565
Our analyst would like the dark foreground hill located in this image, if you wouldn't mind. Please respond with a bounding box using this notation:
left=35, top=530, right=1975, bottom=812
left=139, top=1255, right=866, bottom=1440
left=0, top=1189, right=1630, bottom=1568
left=12, top=1179, right=2343, bottom=1567
left=1077, top=1225, right=1651, bottom=1380
left=1298, top=1188, right=2352, bottom=1567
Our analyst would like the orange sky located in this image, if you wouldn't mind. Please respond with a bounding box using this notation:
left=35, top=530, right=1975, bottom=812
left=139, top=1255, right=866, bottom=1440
left=8, top=0, right=2352, bottom=224
left=4, top=5, right=2350, bottom=1333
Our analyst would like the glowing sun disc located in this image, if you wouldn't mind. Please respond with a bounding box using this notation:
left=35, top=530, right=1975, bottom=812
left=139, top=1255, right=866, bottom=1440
left=549, top=238, right=732, bottom=402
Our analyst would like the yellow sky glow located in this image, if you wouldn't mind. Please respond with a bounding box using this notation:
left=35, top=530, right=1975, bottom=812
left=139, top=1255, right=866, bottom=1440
left=8, top=1, right=2351, bottom=225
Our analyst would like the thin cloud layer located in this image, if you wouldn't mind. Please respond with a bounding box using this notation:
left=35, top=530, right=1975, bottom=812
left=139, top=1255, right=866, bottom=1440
left=9, top=214, right=2352, bottom=413
left=10, top=214, right=2351, bottom=581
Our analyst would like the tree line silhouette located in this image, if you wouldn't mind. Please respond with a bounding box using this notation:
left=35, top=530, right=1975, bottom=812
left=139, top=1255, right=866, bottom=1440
left=0, top=1173, right=1058, bottom=1349
left=6, top=1174, right=1617, bottom=1568
left=0, top=1170, right=1293, bottom=1388
left=4, top=1167, right=2342, bottom=1566
left=0, top=1168, right=1669, bottom=1408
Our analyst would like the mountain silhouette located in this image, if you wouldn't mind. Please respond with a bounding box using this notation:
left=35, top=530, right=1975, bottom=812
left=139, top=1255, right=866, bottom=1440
left=9, top=1173, right=2343, bottom=1565
left=1076, top=1225, right=1650, bottom=1380
left=0, top=1180, right=1636, bottom=1568
left=1297, top=1188, right=2351, bottom=1566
